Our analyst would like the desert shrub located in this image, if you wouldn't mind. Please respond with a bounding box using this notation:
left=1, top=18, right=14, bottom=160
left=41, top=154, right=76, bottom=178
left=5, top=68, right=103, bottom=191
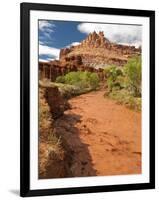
left=104, top=65, right=123, bottom=77
left=104, top=65, right=114, bottom=78
left=54, top=82, right=95, bottom=99
left=124, top=56, right=141, bottom=97
left=108, top=89, right=141, bottom=111
left=56, top=75, right=65, bottom=83
left=128, top=96, right=141, bottom=111
left=64, top=72, right=81, bottom=85
left=104, top=65, right=123, bottom=92
left=54, top=83, right=82, bottom=98
left=104, top=57, right=142, bottom=111
left=89, top=73, right=100, bottom=89
left=56, top=71, right=99, bottom=91
left=47, top=130, right=62, bottom=146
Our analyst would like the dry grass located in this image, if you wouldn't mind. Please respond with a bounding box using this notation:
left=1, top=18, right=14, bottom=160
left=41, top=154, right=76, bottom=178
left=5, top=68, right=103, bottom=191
left=39, top=87, right=65, bottom=178
left=105, top=89, right=141, bottom=111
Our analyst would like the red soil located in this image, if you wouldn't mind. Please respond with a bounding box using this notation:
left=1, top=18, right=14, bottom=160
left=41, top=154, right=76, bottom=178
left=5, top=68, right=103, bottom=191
left=55, top=90, right=141, bottom=177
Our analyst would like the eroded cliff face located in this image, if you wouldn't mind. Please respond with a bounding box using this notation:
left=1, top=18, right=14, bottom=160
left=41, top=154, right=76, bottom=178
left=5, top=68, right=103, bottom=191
left=39, top=86, right=72, bottom=179
left=39, top=31, right=141, bottom=82
left=44, top=86, right=70, bottom=119
left=60, top=31, right=141, bottom=67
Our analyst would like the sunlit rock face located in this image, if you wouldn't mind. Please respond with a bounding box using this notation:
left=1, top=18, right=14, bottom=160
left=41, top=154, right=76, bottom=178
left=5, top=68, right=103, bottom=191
left=39, top=31, right=141, bottom=81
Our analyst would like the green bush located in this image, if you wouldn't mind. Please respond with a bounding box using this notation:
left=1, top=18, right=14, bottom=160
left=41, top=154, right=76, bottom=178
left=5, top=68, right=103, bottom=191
left=64, top=72, right=81, bottom=85
left=54, top=83, right=83, bottom=98
left=104, top=57, right=142, bottom=111
left=56, top=76, right=65, bottom=83
left=104, top=65, right=123, bottom=92
left=56, top=71, right=99, bottom=90
left=104, top=65, right=116, bottom=78
left=124, top=56, right=141, bottom=97
left=89, top=73, right=100, bottom=89
left=108, top=89, right=141, bottom=111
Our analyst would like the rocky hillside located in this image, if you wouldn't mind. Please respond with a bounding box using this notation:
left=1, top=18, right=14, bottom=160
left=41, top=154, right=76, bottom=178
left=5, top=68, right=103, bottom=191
left=39, top=31, right=141, bottom=82
left=59, top=31, right=141, bottom=68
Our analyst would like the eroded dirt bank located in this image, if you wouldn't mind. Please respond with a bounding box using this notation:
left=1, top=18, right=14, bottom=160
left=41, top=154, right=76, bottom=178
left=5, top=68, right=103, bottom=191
left=55, top=90, right=141, bottom=177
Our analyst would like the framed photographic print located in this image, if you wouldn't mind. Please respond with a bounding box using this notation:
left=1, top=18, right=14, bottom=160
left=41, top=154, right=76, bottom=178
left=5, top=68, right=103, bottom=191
left=20, top=2, right=155, bottom=197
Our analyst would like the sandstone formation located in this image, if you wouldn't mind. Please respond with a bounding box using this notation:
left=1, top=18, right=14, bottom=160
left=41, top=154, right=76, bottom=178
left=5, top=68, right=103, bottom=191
left=79, top=31, right=110, bottom=48
left=44, top=86, right=70, bottom=119
left=39, top=55, right=105, bottom=82
left=59, top=47, right=72, bottom=59
left=68, top=31, right=141, bottom=67
left=39, top=83, right=69, bottom=119
left=39, top=31, right=141, bottom=81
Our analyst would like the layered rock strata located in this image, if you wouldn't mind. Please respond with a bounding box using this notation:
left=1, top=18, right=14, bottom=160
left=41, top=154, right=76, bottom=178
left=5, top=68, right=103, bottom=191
left=39, top=31, right=141, bottom=81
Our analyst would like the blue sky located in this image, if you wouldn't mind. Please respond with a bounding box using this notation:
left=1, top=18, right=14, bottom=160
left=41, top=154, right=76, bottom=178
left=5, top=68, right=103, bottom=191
left=39, top=20, right=142, bottom=62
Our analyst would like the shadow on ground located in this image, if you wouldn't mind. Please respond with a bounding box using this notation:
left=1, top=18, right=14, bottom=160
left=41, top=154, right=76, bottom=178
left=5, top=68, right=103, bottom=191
left=42, top=112, right=97, bottom=178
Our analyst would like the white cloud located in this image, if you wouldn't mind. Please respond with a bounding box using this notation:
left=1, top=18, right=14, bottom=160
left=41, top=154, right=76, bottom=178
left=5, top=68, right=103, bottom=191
left=47, top=58, right=56, bottom=61
left=118, top=42, right=141, bottom=48
left=39, top=44, right=60, bottom=59
left=66, top=41, right=80, bottom=48
left=39, top=20, right=55, bottom=31
left=77, top=23, right=142, bottom=47
left=39, top=20, right=55, bottom=39
left=39, top=59, right=49, bottom=63
left=70, top=42, right=80, bottom=46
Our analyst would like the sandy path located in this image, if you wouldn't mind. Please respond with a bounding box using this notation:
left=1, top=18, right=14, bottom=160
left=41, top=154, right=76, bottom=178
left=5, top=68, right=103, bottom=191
left=55, top=90, right=141, bottom=177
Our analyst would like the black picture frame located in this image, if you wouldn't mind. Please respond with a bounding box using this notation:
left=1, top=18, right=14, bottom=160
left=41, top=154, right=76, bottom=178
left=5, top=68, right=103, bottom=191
left=20, top=2, right=155, bottom=197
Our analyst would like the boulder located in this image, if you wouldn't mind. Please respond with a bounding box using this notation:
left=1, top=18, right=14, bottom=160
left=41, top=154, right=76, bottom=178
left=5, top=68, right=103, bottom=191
left=44, top=86, right=69, bottom=119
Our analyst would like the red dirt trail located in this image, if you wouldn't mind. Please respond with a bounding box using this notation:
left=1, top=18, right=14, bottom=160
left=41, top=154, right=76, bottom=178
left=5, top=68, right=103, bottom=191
left=55, top=90, right=141, bottom=177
